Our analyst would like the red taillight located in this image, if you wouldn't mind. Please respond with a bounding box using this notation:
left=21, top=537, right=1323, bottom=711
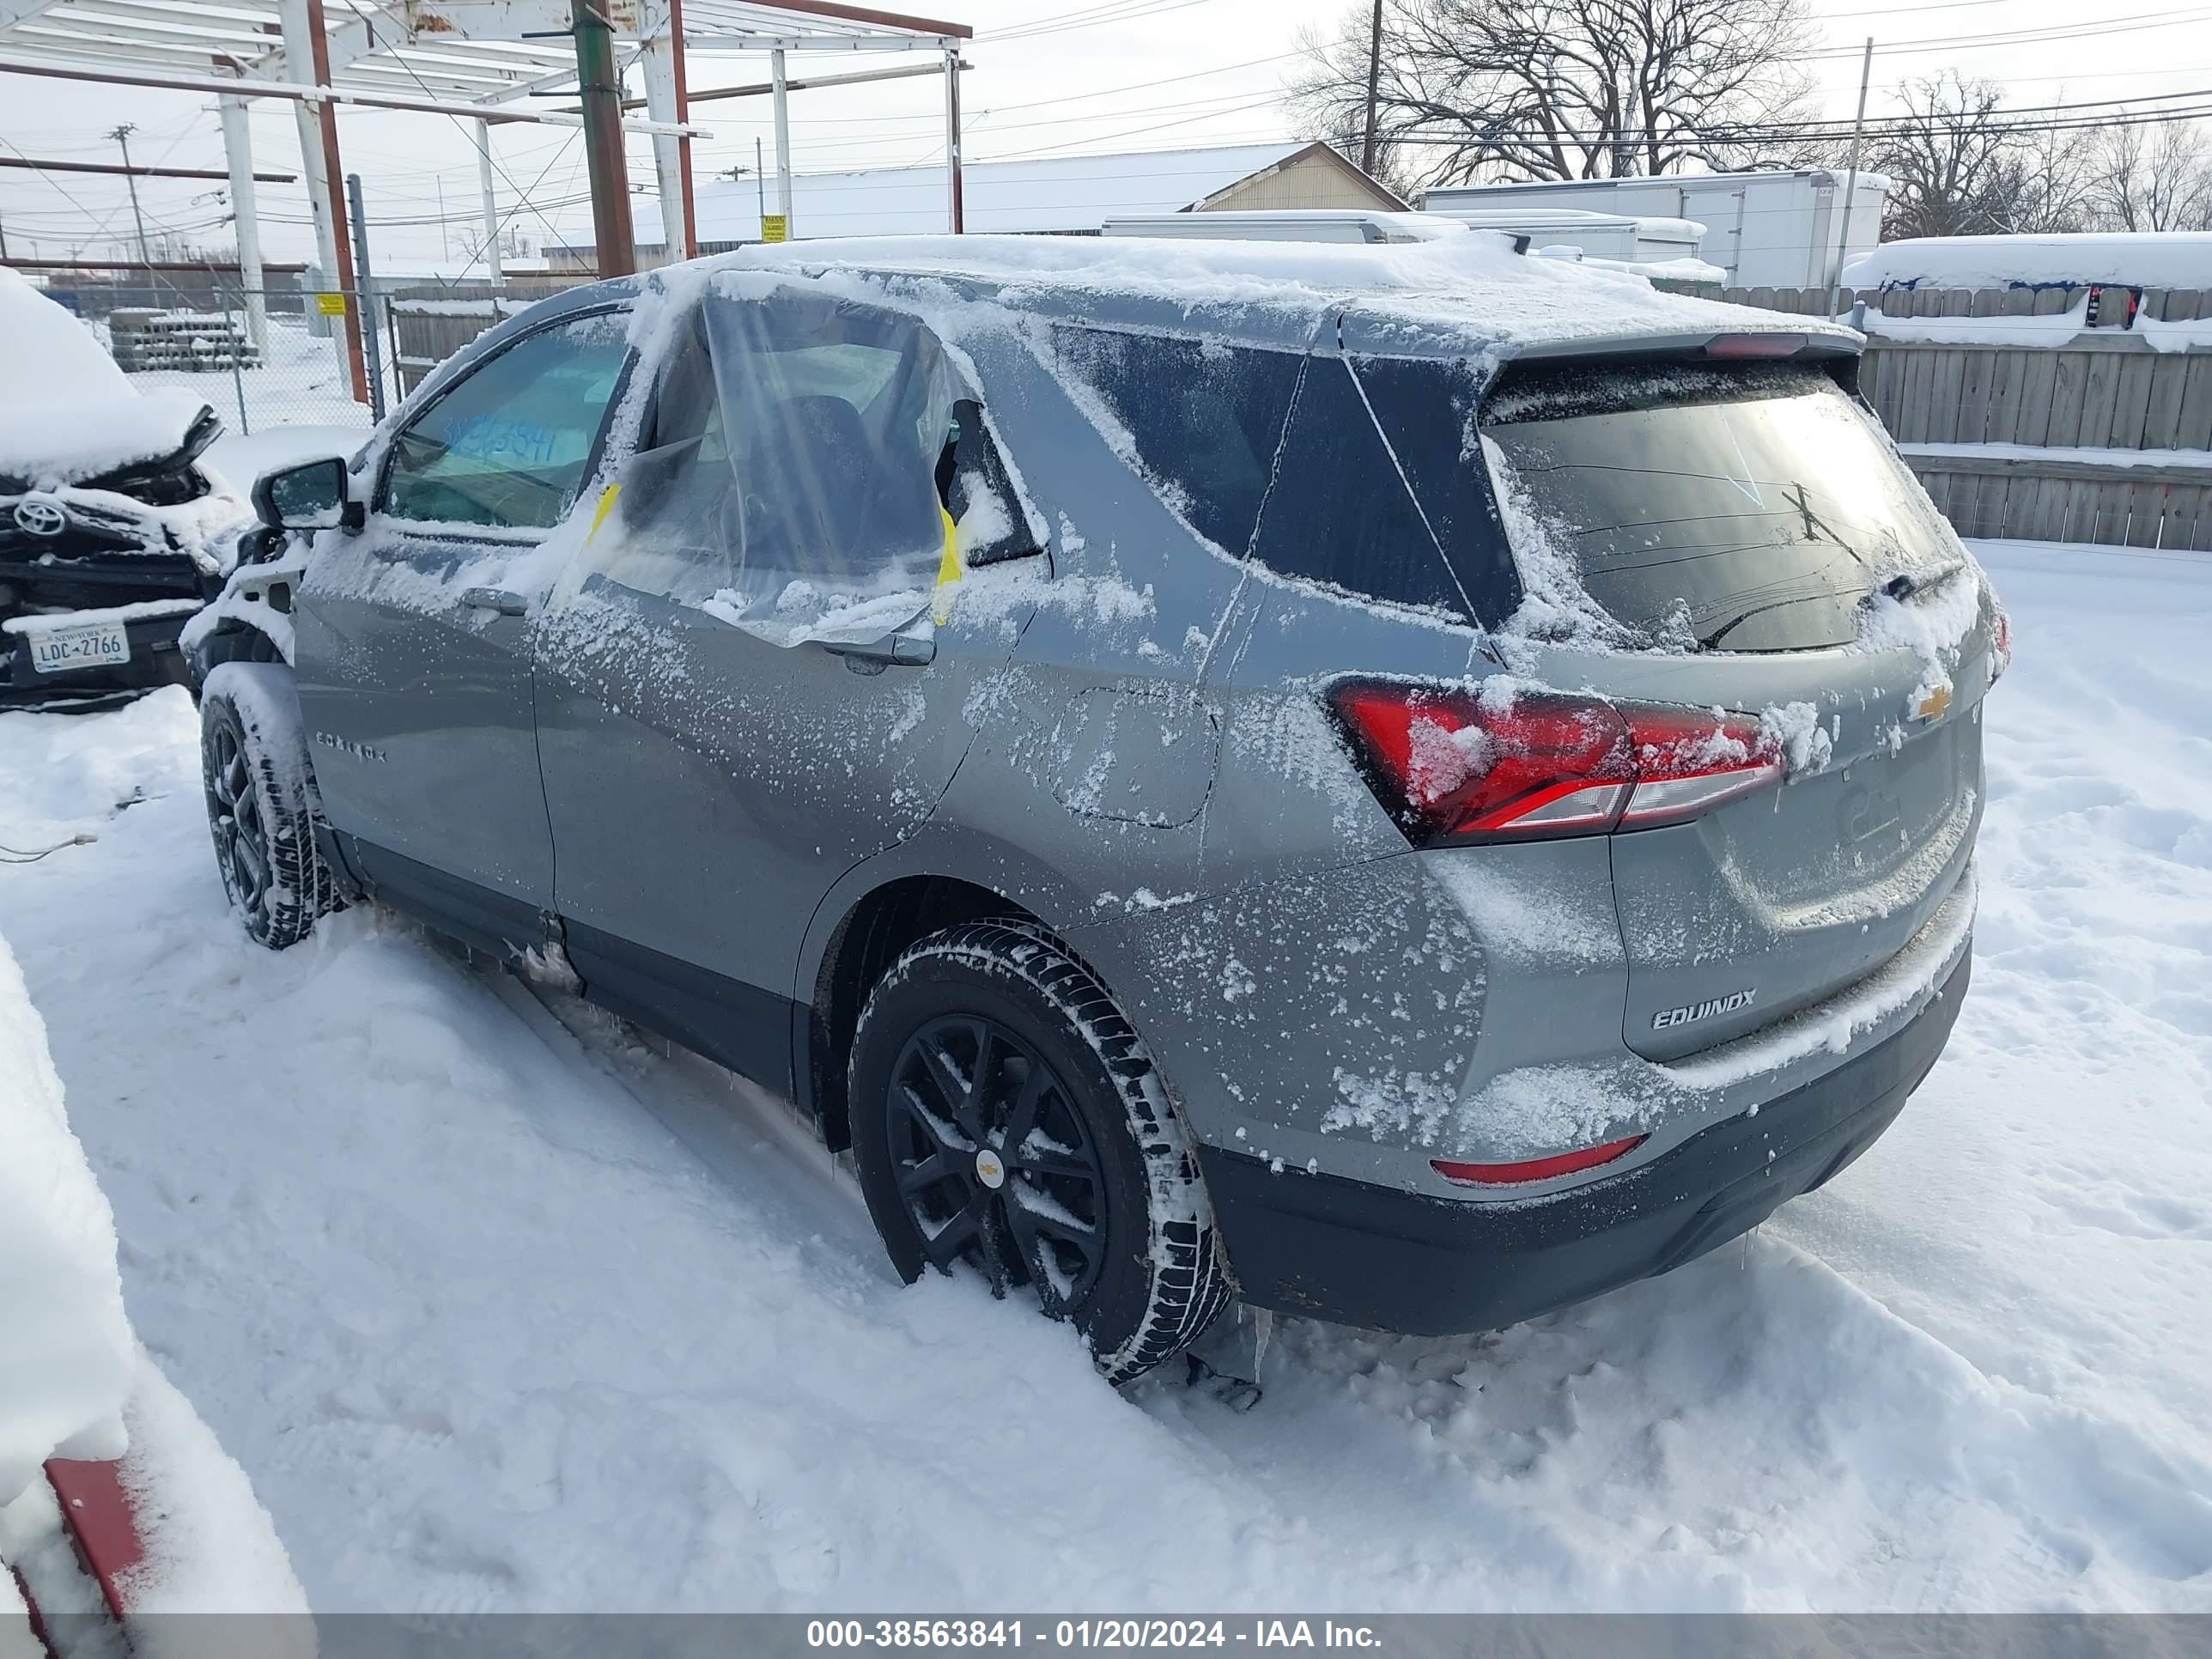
left=1328, top=681, right=1784, bottom=844
left=1990, top=608, right=2012, bottom=682
left=1432, top=1134, right=1648, bottom=1187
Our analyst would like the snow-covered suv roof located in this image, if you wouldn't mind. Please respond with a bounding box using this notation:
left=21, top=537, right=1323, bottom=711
left=503, top=229, right=1858, bottom=374
left=671, top=228, right=1863, bottom=360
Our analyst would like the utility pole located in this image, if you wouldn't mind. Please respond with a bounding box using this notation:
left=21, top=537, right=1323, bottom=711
left=1359, top=0, right=1383, bottom=177
left=107, top=124, right=154, bottom=270
left=1826, top=35, right=1875, bottom=318
left=574, top=0, right=635, bottom=276
left=756, top=136, right=766, bottom=228
left=944, top=42, right=963, bottom=233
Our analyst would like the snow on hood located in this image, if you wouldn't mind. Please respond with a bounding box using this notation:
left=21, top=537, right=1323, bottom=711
left=0, top=270, right=210, bottom=486
left=0, top=391, right=211, bottom=490
left=0, top=926, right=135, bottom=1509
left=1844, top=232, right=2212, bottom=292
left=688, top=230, right=1853, bottom=356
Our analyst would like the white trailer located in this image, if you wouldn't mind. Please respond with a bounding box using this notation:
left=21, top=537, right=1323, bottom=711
left=1421, top=169, right=1889, bottom=289
left=1415, top=206, right=1705, bottom=266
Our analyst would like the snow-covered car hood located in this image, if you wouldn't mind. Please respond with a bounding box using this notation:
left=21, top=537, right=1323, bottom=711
left=0, top=389, right=217, bottom=493
left=0, top=268, right=228, bottom=491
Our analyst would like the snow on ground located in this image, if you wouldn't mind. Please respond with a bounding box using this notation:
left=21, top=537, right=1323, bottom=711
left=0, top=835, right=307, bottom=1625
left=0, top=540, right=2208, bottom=1613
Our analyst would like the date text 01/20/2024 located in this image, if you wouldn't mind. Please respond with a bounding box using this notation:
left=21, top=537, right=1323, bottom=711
left=805, top=1621, right=1384, bottom=1650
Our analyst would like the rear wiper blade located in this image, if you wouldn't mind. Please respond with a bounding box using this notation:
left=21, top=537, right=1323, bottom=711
left=1876, top=561, right=1966, bottom=604
left=1695, top=590, right=1831, bottom=650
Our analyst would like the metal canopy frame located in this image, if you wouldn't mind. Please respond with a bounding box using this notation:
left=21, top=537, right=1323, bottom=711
left=0, top=0, right=962, bottom=109
left=0, top=0, right=971, bottom=399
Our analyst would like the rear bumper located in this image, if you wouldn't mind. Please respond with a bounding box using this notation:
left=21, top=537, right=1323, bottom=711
left=1199, top=947, right=1969, bottom=1334
left=2, top=605, right=200, bottom=707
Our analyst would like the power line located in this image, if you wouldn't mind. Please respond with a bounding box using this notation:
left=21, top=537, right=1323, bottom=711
left=1790, top=4, right=2212, bottom=60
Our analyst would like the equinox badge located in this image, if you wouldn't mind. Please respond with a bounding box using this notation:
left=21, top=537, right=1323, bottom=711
left=1653, top=989, right=1757, bottom=1030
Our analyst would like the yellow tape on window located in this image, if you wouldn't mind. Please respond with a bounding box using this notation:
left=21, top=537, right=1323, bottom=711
left=933, top=504, right=961, bottom=625
left=588, top=482, right=623, bottom=542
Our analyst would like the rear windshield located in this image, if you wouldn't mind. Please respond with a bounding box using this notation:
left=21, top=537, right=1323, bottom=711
left=1480, top=361, right=1959, bottom=652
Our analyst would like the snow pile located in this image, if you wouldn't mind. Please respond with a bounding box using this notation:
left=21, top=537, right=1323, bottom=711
left=1844, top=232, right=2212, bottom=291
left=0, top=927, right=134, bottom=1509
left=0, top=270, right=216, bottom=487
left=0, top=269, right=131, bottom=403
left=117, top=1355, right=314, bottom=1631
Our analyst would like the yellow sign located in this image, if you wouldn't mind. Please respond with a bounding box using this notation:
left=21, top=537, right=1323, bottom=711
left=315, top=291, right=348, bottom=317
left=760, top=214, right=788, bottom=246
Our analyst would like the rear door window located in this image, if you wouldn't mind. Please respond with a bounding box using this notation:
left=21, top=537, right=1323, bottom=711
left=1480, top=361, right=1960, bottom=652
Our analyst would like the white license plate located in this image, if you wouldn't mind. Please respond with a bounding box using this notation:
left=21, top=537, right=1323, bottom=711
left=25, top=620, right=132, bottom=674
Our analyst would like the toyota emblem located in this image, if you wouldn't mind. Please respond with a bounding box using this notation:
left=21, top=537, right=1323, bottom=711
left=11, top=499, right=66, bottom=538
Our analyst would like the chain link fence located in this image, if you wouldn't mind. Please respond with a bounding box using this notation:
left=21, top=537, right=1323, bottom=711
left=46, top=277, right=390, bottom=451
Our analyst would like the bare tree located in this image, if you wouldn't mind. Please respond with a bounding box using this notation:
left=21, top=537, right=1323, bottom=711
left=1869, top=73, right=2091, bottom=239
left=2086, top=119, right=2212, bottom=232
left=1290, top=0, right=1818, bottom=189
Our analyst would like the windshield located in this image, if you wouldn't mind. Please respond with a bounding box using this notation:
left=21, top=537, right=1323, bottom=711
left=1480, top=361, right=1958, bottom=652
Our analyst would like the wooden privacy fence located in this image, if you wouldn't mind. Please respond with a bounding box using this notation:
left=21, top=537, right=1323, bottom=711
left=1716, top=283, right=2212, bottom=550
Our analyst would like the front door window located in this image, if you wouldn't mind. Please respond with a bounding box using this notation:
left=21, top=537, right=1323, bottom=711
left=382, top=312, right=630, bottom=532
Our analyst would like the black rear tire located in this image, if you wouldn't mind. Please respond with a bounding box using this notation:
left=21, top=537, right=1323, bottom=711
left=850, top=919, right=1234, bottom=1387
left=200, top=663, right=340, bottom=951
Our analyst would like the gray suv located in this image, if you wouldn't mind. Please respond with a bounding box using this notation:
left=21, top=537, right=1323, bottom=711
left=189, top=241, right=2000, bottom=1384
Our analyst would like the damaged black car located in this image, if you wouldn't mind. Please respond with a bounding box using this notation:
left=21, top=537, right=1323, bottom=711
left=2, top=399, right=251, bottom=709
left=2, top=270, right=252, bottom=708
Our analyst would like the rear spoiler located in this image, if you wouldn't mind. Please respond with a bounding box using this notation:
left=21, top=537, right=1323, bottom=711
left=1504, top=328, right=1861, bottom=364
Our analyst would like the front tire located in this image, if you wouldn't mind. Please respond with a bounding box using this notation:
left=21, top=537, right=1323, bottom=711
left=200, top=662, right=340, bottom=951
left=849, top=920, right=1233, bottom=1386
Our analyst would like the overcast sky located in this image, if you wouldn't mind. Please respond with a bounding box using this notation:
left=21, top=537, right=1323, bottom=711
left=1, top=0, right=2205, bottom=273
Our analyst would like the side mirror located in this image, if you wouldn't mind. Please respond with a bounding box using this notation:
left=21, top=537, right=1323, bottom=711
left=252, top=457, right=358, bottom=533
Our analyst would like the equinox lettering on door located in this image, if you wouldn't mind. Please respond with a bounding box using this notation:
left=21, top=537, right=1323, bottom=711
left=1652, top=988, right=1757, bottom=1030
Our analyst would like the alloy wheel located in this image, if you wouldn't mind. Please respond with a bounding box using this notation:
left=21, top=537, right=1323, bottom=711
left=206, top=723, right=269, bottom=917
left=885, top=1014, right=1111, bottom=1316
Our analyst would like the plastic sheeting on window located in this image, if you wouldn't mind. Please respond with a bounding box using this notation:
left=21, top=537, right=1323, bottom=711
left=599, top=289, right=962, bottom=647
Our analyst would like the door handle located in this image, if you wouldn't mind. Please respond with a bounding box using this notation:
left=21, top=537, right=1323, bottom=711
left=819, top=633, right=935, bottom=673
left=461, top=587, right=528, bottom=617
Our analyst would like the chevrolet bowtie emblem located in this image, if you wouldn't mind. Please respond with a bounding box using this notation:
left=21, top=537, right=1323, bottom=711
left=1913, top=684, right=1953, bottom=722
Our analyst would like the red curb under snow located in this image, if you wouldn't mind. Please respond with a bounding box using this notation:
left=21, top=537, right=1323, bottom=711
left=43, top=1457, right=143, bottom=1623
